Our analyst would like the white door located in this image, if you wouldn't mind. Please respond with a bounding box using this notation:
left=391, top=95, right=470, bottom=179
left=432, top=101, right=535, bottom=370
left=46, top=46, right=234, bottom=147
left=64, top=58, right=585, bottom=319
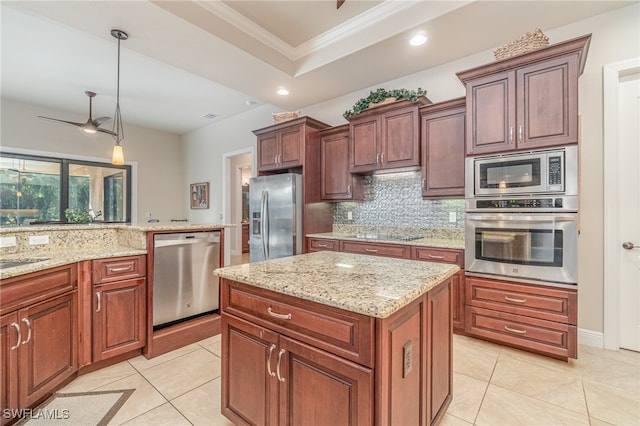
left=618, top=72, right=640, bottom=352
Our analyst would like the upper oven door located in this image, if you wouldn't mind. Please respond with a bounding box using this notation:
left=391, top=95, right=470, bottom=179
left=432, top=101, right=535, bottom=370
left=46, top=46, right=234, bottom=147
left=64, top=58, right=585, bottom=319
left=465, top=213, right=578, bottom=285
left=472, top=151, right=551, bottom=196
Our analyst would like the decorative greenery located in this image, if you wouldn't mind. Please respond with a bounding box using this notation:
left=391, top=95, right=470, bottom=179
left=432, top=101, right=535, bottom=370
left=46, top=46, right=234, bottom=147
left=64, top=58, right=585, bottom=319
left=65, top=208, right=102, bottom=223
left=343, top=87, right=428, bottom=119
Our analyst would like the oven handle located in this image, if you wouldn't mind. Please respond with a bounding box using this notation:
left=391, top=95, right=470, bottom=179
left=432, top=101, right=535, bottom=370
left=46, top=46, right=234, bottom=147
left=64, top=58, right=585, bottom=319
left=466, top=214, right=576, bottom=222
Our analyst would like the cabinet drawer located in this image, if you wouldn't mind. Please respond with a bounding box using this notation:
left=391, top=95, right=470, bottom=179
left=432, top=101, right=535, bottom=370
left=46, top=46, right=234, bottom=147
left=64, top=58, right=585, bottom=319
left=0, top=264, right=77, bottom=315
left=221, top=279, right=374, bottom=368
left=411, top=247, right=463, bottom=267
left=93, top=255, right=146, bottom=284
left=466, top=276, right=576, bottom=325
left=308, top=238, right=338, bottom=252
left=466, top=306, right=576, bottom=359
left=340, top=241, right=410, bottom=259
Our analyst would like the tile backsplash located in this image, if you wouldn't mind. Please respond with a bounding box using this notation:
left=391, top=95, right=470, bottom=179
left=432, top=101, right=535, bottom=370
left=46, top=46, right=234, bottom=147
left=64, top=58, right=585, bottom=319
left=333, top=170, right=465, bottom=228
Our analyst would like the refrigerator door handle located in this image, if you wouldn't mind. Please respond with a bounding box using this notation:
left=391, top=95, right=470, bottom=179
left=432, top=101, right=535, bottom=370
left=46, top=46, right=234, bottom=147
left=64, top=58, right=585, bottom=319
left=261, top=190, right=270, bottom=260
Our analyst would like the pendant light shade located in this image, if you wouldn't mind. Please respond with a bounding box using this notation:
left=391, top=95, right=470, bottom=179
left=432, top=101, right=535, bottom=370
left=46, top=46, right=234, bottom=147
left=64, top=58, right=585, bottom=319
left=110, top=29, right=128, bottom=165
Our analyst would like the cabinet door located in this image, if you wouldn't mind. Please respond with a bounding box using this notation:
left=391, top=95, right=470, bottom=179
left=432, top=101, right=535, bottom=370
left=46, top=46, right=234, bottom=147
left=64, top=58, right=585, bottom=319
left=321, top=130, right=355, bottom=200
left=258, top=132, right=280, bottom=171
left=18, top=292, right=77, bottom=408
left=516, top=55, right=579, bottom=150
left=350, top=116, right=379, bottom=173
left=1, top=313, right=18, bottom=426
left=380, top=106, right=420, bottom=169
left=279, top=125, right=304, bottom=168
left=421, top=104, right=465, bottom=198
left=279, top=335, right=373, bottom=426
left=466, top=70, right=516, bottom=155
left=451, top=272, right=465, bottom=332
left=222, top=314, right=279, bottom=426
left=93, top=278, right=146, bottom=362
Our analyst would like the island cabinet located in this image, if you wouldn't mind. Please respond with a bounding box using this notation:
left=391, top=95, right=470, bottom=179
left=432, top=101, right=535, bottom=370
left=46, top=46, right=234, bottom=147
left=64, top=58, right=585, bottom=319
left=220, top=276, right=453, bottom=426
left=0, top=265, right=78, bottom=424
left=91, top=256, right=146, bottom=362
left=457, top=34, right=591, bottom=156
left=465, top=276, right=577, bottom=359
left=254, top=116, right=330, bottom=173
left=320, top=125, right=364, bottom=201
left=420, top=98, right=466, bottom=199
left=412, top=247, right=465, bottom=332
left=348, top=98, right=430, bottom=173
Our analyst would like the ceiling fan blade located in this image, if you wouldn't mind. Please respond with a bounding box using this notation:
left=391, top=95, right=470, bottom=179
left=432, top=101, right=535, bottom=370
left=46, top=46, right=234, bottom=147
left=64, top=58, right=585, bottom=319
left=93, top=116, right=112, bottom=127
left=38, top=116, right=84, bottom=128
left=96, top=127, right=117, bottom=136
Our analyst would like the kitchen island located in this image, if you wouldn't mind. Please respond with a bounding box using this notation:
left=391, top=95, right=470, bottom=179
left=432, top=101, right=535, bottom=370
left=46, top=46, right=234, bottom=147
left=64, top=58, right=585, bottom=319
left=214, top=251, right=459, bottom=426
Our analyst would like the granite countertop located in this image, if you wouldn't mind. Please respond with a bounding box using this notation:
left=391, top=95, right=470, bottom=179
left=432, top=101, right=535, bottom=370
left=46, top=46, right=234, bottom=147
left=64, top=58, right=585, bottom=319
left=0, top=223, right=232, bottom=233
left=306, top=232, right=465, bottom=250
left=214, top=251, right=459, bottom=318
left=1, top=246, right=147, bottom=280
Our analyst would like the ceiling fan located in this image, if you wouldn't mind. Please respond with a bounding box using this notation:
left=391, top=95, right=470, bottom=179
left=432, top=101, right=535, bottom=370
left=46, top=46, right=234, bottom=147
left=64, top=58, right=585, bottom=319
left=38, top=91, right=115, bottom=135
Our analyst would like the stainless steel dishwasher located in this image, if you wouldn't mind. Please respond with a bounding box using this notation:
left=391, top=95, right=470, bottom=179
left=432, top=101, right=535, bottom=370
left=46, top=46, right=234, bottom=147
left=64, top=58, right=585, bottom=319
left=153, top=231, right=221, bottom=328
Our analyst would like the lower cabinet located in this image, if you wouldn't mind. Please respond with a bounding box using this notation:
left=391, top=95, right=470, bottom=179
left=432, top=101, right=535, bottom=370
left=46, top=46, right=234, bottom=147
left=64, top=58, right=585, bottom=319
left=340, top=240, right=411, bottom=259
left=93, top=278, right=146, bottom=362
left=221, top=277, right=452, bottom=426
left=465, top=276, right=577, bottom=359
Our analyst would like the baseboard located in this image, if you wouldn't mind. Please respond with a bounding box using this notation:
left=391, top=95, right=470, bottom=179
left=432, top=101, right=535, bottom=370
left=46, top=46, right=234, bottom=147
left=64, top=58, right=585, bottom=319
left=578, top=328, right=604, bottom=348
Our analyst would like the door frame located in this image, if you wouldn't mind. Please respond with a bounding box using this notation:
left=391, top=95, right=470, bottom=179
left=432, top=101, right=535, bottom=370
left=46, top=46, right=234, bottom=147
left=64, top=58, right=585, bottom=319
left=603, top=57, right=640, bottom=351
left=222, top=147, right=255, bottom=259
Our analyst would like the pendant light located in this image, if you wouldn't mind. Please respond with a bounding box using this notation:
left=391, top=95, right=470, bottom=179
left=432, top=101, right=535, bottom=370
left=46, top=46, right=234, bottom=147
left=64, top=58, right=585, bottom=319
left=110, top=29, right=128, bottom=165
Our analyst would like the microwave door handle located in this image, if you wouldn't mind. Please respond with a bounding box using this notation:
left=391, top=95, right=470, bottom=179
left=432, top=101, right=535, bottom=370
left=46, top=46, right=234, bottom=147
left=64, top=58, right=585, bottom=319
left=466, top=214, right=576, bottom=222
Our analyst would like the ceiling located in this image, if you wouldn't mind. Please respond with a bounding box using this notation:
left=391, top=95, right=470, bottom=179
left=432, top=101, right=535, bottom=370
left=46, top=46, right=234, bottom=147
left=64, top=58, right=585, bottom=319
left=1, top=1, right=633, bottom=135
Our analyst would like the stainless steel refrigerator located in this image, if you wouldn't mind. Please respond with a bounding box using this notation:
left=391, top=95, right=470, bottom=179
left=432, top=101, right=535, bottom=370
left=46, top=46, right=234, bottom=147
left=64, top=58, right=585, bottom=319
left=249, top=173, right=303, bottom=262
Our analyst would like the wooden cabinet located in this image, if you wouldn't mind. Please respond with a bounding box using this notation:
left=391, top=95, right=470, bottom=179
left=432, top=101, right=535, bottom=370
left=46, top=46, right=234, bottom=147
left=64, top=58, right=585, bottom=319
left=320, top=125, right=363, bottom=201
left=92, top=256, right=146, bottom=362
left=307, top=237, right=339, bottom=252
left=340, top=240, right=411, bottom=259
left=412, top=246, right=465, bottom=332
left=465, top=276, right=577, bottom=359
left=457, top=34, right=591, bottom=156
left=220, top=277, right=452, bottom=426
left=349, top=99, right=429, bottom=173
left=0, top=265, right=78, bottom=423
left=420, top=98, right=466, bottom=198
left=242, top=223, right=249, bottom=253
left=254, top=117, right=330, bottom=173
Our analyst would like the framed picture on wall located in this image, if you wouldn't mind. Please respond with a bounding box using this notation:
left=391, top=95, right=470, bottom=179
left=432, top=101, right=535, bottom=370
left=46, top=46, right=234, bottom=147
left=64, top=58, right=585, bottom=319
left=190, top=182, right=209, bottom=209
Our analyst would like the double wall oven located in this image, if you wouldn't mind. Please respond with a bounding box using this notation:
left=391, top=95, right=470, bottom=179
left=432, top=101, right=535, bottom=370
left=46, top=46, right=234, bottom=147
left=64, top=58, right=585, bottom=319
left=465, top=146, right=578, bottom=287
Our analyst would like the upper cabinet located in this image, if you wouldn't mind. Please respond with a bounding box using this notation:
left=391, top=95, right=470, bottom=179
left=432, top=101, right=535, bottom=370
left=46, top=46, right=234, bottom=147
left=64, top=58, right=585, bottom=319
left=319, top=125, right=363, bottom=201
left=420, top=98, right=466, bottom=199
left=457, top=34, right=591, bottom=156
left=254, top=117, right=330, bottom=173
left=348, top=98, right=430, bottom=173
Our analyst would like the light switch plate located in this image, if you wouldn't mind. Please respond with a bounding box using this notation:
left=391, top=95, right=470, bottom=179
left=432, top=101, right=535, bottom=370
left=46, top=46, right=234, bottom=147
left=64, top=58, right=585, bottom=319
left=29, top=235, right=50, bottom=245
left=347, top=211, right=353, bottom=220
left=403, top=340, right=412, bottom=378
left=449, top=212, right=457, bottom=223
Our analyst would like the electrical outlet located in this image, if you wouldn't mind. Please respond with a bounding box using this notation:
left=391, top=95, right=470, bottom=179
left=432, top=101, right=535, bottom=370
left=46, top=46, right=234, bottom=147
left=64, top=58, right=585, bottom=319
left=403, top=340, right=413, bottom=378
left=0, top=236, right=16, bottom=248
left=29, top=235, right=50, bottom=245
left=347, top=211, right=353, bottom=220
left=449, top=212, right=457, bottom=223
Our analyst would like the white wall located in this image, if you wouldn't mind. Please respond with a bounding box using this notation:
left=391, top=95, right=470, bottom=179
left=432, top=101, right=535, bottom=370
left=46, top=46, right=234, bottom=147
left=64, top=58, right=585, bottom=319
left=1, top=98, right=185, bottom=223
left=186, top=4, right=640, bottom=335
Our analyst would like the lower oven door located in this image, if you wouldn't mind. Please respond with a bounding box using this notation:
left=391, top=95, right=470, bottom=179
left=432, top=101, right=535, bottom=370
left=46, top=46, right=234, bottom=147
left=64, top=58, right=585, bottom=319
left=465, top=213, right=578, bottom=285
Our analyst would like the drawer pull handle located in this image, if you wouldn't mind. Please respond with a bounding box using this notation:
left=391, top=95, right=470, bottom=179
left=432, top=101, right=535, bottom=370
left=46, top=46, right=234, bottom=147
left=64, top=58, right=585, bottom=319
left=317, top=244, right=328, bottom=248
left=428, top=255, right=445, bottom=260
left=365, top=248, right=378, bottom=253
left=267, top=344, right=276, bottom=377
left=109, top=265, right=133, bottom=273
left=504, top=296, right=527, bottom=304
left=21, top=318, right=32, bottom=344
left=276, top=349, right=286, bottom=383
left=10, top=322, right=21, bottom=350
left=268, top=307, right=292, bottom=320
left=504, top=326, right=527, bottom=335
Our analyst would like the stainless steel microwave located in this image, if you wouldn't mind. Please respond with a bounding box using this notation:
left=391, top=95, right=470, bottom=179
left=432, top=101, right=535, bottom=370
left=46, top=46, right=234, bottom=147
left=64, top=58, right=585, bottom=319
left=465, top=146, right=578, bottom=199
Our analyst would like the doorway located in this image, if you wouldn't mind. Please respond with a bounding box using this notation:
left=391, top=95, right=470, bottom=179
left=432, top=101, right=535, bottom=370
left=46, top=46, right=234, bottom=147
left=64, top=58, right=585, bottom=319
left=603, top=58, right=640, bottom=352
left=222, top=148, right=254, bottom=265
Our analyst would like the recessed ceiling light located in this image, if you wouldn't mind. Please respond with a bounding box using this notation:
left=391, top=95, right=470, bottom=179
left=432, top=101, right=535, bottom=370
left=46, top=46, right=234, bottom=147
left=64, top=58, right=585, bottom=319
left=246, top=100, right=258, bottom=106
left=277, top=88, right=289, bottom=96
left=201, top=113, right=217, bottom=119
left=409, top=33, right=427, bottom=46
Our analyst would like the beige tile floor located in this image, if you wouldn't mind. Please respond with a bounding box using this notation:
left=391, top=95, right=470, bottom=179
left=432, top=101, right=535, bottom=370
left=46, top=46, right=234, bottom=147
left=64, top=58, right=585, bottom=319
left=56, top=332, right=639, bottom=426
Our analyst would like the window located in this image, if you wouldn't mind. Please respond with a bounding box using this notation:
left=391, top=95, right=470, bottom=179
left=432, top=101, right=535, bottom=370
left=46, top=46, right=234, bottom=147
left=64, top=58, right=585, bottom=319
left=0, top=152, right=131, bottom=226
